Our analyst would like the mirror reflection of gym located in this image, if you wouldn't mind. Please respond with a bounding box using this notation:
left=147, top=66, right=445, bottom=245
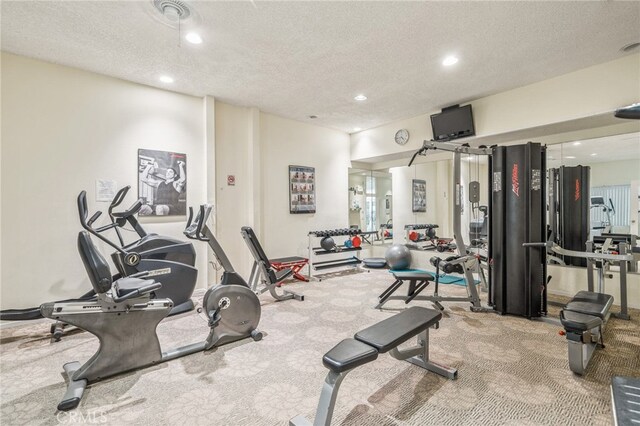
left=348, top=168, right=392, bottom=244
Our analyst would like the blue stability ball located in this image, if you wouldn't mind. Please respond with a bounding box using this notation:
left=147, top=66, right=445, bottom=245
left=385, top=244, right=412, bottom=270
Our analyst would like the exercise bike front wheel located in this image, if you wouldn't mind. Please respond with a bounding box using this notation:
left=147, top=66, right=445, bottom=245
left=202, top=285, right=261, bottom=339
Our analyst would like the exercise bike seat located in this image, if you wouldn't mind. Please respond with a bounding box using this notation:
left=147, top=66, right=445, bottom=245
left=113, top=277, right=158, bottom=298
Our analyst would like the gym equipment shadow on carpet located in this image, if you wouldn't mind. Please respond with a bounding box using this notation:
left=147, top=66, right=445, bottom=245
left=1, top=268, right=638, bottom=425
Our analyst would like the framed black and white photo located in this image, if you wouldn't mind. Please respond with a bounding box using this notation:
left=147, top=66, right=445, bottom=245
left=412, top=179, right=426, bottom=213
left=289, top=165, right=316, bottom=214
left=138, top=149, right=187, bottom=216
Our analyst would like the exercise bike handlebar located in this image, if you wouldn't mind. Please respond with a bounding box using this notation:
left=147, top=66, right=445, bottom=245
left=78, top=191, right=128, bottom=255
left=184, top=205, right=213, bottom=241
left=111, top=282, right=162, bottom=303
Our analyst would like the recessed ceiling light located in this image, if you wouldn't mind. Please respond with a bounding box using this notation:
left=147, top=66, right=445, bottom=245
left=573, top=141, right=581, bottom=146
left=159, top=75, right=174, bottom=83
left=185, top=32, right=203, bottom=44
left=590, top=153, right=598, bottom=156
left=442, top=55, right=459, bottom=66
left=354, top=95, right=367, bottom=101
left=566, top=156, right=576, bottom=159
left=353, top=127, right=362, bottom=132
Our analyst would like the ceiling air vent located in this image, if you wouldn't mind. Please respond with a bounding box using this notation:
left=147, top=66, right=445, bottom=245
left=153, top=0, right=191, bottom=22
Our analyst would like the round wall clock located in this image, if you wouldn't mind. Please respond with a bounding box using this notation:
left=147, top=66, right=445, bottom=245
left=395, top=129, right=410, bottom=145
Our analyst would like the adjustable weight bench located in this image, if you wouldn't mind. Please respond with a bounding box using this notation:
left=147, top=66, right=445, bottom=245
left=290, top=306, right=456, bottom=426
left=241, top=227, right=304, bottom=302
left=560, top=290, right=613, bottom=375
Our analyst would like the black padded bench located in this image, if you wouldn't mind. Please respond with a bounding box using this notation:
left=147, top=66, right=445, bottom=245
left=560, top=290, right=613, bottom=375
left=611, top=376, right=640, bottom=426
left=290, top=306, right=456, bottom=426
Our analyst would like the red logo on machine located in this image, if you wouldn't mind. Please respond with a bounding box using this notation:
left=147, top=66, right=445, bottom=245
left=511, top=163, right=519, bottom=197
left=575, top=179, right=580, bottom=201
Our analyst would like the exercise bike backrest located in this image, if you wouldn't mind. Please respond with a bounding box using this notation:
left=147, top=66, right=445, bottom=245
left=77, top=231, right=113, bottom=294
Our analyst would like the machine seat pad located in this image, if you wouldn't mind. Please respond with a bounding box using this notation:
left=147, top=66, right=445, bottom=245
left=564, top=291, right=613, bottom=319
left=113, top=277, right=157, bottom=297
left=273, top=267, right=294, bottom=282
left=355, top=306, right=441, bottom=354
left=391, top=271, right=435, bottom=281
left=560, top=310, right=602, bottom=332
left=323, top=339, right=379, bottom=373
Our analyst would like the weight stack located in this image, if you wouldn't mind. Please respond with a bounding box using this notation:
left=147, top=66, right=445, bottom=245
left=557, top=166, right=590, bottom=267
left=489, top=142, right=547, bottom=318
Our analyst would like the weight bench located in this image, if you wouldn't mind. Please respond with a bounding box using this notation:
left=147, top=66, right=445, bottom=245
left=241, top=227, right=304, bottom=302
left=290, top=306, right=456, bottom=426
left=270, top=256, right=309, bottom=282
left=560, top=290, right=613, bottom=375
left=376, top=271, right=436, bottom=309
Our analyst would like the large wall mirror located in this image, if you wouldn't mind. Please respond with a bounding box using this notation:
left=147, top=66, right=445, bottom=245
left=348, top=168, right=392, bottom=242
left=385, top=154, right=490, bottom=247
left=547, top=131, right=640, bottom=238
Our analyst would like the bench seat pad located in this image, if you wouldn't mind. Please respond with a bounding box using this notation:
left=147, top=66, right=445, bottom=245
left=564, top=291, right=613, bottom=319
left=355, top=306, right=441, bottom=354
left=323, top=338, right=378, bottom=373
left=560, top=310, right=602, bottom=332
left=391, top=272, right=435, bottom=281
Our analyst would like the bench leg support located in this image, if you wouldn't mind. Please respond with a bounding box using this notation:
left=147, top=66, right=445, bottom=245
left=389, top=329, right=457, bottom=380
left=289, top=369, right=350, bottom=426
left=567, top=333, right=598, bottom=376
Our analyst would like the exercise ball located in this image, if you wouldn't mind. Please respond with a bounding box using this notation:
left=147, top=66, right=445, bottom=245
left=321, top=236, right=336, bottom=251
left=351, top=235, right=361, bottom=248
left=409, top=231, right=419, bottom=242
left=385, top=244, right=412, bottom=270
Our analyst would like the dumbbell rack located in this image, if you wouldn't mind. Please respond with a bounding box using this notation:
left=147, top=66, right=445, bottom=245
left=308, top=229, right=363, bottom=279
left=404, top=224, right=439, bottom=244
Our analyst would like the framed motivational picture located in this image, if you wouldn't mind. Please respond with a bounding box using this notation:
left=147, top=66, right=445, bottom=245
left=138, top=149, right=187, bottom=216
left=412, top=179, right=426, bottom=213
left=289, top=165, right=316, bottom=214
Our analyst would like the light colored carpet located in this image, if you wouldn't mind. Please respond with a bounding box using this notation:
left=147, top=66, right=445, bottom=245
left=1, top=268, right=638, bottom=425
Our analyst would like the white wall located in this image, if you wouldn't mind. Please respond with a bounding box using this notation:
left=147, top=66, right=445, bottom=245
left=1, top=52, right=208, bottom=309
left=260, top=112, right=351, bottom=260
left=586, top=159, right=640, bottom=187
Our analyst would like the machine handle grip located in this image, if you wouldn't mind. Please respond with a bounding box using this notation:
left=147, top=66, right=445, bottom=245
left=522, top=241, right=551, bottom=248
left=112, top=282, right=162, bottom=303
left=87, top=211, right=102, bottom=227
left=196, top=205, right=209, bottom=241
left=111, top=199, right=143, bottom=219
left=110, top=186, right=130, bottom=209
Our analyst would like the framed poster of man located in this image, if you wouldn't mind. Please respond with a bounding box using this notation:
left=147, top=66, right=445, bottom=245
left=138, top=149, right=187, bottom=216
left=412, top=179, right=426, bottom=213
left=289, top=165, right=316, bottom=213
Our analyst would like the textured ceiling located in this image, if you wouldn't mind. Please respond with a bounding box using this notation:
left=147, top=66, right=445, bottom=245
left=2, top=1, right=640, bottom=133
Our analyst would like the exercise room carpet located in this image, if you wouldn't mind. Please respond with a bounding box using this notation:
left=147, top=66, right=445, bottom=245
left=1, top=268, right=638, bottom=425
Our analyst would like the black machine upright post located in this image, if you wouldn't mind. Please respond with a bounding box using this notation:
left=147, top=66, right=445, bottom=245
left=550, top=166, right=590, bottom=266
left=489, top=142, right=547, bottom=318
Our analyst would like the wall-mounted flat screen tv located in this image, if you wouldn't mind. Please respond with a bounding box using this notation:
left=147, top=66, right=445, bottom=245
left=430, top=104, right=475, bottom=141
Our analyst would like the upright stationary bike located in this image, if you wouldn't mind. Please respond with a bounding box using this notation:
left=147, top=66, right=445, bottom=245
left=42, top=204, right=262, bottom=411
